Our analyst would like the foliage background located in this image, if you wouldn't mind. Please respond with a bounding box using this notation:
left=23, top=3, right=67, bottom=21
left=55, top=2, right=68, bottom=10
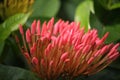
left=0, top=0, right=120, bottom=80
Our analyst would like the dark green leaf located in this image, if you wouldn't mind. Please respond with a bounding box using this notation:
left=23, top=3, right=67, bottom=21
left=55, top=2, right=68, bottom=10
left=1, top=37, right=26, bottom=67
left=110, top=58, right=120, bottom=70
left=85, top=67, right=120, bottom=80
left=90, top=13, right=104, bottom=37
left=94, top=0, right=120, bottom=25
left=26, top=17, right=51, bottom=27
left=98, top=0, right=120, bottom=10
left=32, top=0, right=60, bottom=17
left=57, top=0, right=83, bottom=21
left=90, top=13, right=120, bottom=43
left=0, top=42, right=5, bottom=56
left=0, top=64, right=40, bottom=80
left=104, top=24, right=120, bottom=43
left=0, top=12, right=30, bottom=42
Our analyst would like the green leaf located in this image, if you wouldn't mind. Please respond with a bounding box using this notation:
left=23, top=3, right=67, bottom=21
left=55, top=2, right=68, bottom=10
left=0, top=12, right=30, bottom=42
left=93, top=0, right=120, bottom=25
left=104, top=24, right=120, bottom=43
left=110, top=58, right=120, bottom=70
left=98, top=0, right=120, bottom=10
left=0, top=64, right=40, bottom=80
left=85, top=67, right=120, bottom=80
left=0, top=42, right=5, bottom=57
left=90, top=13, right=120, bottom=43
left=75, top=0, right=94, bottom=31
left=32, top=0, right=60, bottom=17
left=0, top=37, right=25, bottom=66
left=90, top=13, right=104, bottom=37
left=57, top=0, right=83, bottom=21
left=26, top=17, right=51, bottom=27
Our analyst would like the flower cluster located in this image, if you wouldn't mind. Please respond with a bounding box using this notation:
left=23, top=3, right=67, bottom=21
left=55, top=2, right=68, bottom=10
left=17, top=18, right=119, bottom=80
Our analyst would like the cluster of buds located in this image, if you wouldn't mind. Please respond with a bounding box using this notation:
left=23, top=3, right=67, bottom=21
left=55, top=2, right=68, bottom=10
left=16, top=18, right=119, bottom=80
left=0, top=0, right=34, bottom=20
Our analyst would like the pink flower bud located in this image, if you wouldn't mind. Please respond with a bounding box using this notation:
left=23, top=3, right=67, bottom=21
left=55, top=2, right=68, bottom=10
left=100, top=45, right=108, bottom=55
left=26, top=29, right=31, bottom=43
left=60, top=52, right=68, bottom=62
left=94, top=50, right=100, bottom=57
left=101, top=32, right=109, bottom=42
left=109, top=52, right=119, bottom=60
left=65, top=59, right=70, bottom=63
left=24, top=52, right=30, bottom=59
left=41, top=21, right=47, bottom=36
left=19, top=24, right=24, bottom=35
left=32, top=57, right=38, bottom=65
left=44, top=44, right=52, bottom=56
left=112, top=43, right=119, bottom=50
left=31, top=20, right=36, bottom=34
left=96, top=32, right=109, bottom=46
left=82, top=45, right=91, bottom=54
left=49, top=60, right=53, bottom=67
left=107, top=44, right=119, bottom=57
left=36, top=20, right=41, bottom=35
left=68, top=30, right=73, bottom=44
left=30, top=43, right=36, bottom=55
left=87, top=57, right=94, bottom=64
left=47, top=17, right=54, bottom=29
left=74, top=48, right=82, bottom=58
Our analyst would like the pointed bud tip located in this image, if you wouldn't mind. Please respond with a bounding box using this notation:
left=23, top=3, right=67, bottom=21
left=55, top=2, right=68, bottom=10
left=24, top=52, right=30, bottom=59
left=32, top=57, right=38, bottom=65
left=60, top=52, right=68, bottom=62
left=19, top=24, right=24, bottom=35
left=36, top=20, right=41, bottom=35
left=26, top=29, right=31, bottom=43
left=31, top=20, right=37, bottom=34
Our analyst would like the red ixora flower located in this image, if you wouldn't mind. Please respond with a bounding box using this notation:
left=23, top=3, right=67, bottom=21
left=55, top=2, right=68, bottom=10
left=16, top=18, right=119, bottom=80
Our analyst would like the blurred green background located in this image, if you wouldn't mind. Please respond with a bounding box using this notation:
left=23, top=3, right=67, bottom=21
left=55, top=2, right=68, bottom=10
left=0, top=0, right=120, bottom=80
